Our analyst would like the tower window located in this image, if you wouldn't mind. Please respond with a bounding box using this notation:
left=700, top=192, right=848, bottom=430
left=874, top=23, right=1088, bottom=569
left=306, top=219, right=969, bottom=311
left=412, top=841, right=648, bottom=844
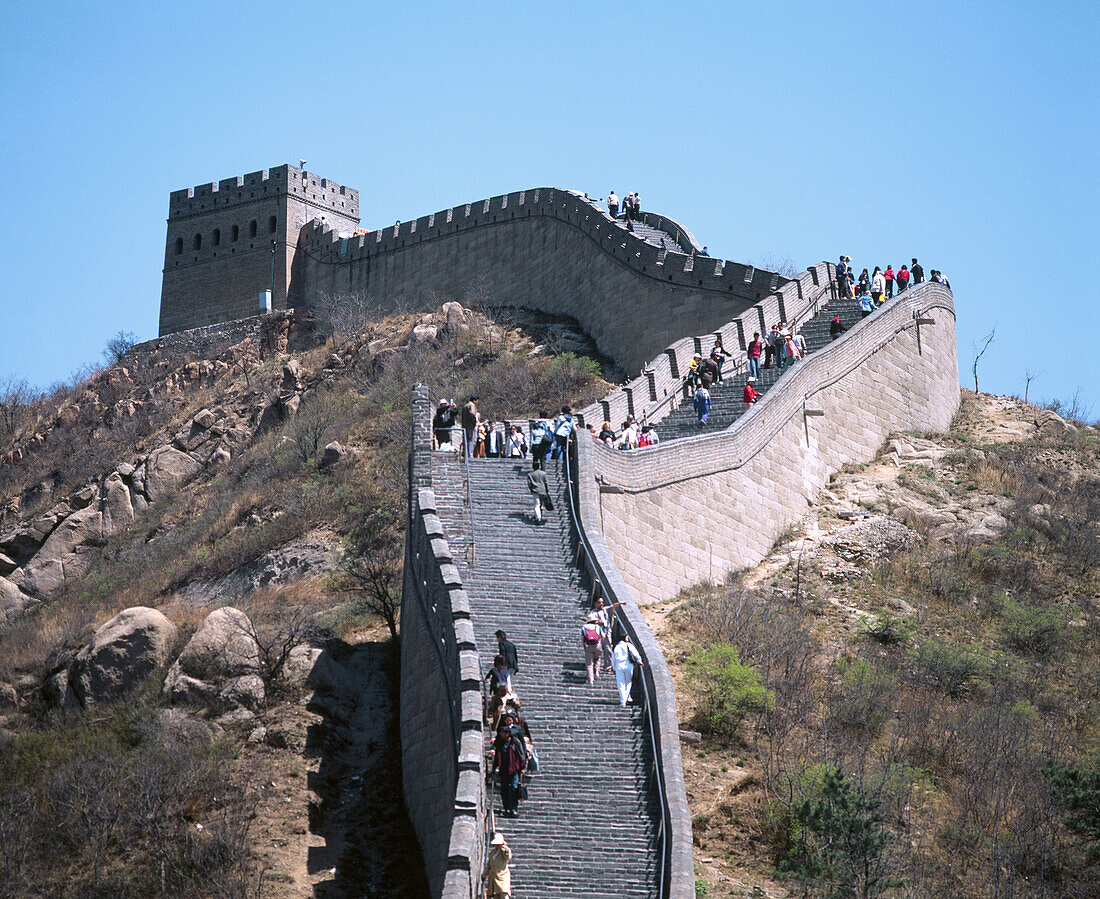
left=269, top=216, right=277, bottom=234
left=249, top=220, right=258, bottom=238
left=193, top=233, right=202, bottom=251
left=174, top=237, right=183, bottom=255
left=231, top=225, right=239, bottom=242
left=213, top=228, right=221, bottom=246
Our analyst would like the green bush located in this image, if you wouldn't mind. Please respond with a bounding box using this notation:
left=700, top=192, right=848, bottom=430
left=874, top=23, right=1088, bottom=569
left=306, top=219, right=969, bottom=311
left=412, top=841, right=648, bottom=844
left=1044, top=757, right=1100, bottom=861
left=828, top=657, right=897, bottom=732
left=685, top=643, right=770, bottom=735
left=912, top=638, right=988, bottom=696
left=862, top=611, right=911, bottom=645
left=998, top=598, right=1068, bottom=655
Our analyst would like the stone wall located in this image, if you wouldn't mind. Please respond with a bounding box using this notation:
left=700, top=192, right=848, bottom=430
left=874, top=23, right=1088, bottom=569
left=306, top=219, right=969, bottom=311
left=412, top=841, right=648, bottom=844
left=400, top=386, right=486, bottom=899
left=588, top=284, right=959, bottom=603
left=296, top=189, right=794, bottom=373
left=160, top=165, right=359, bottom=336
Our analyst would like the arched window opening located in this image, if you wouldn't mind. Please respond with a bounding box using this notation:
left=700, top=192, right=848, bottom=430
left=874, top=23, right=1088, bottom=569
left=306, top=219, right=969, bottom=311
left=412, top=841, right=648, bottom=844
left=231, top=225, right=239, bottom=242
left=213, top=228, right=221, bottom=246
left=193, top=233, right=202, bottom=251
left=269, top=216, right=277, bottom=234
left=174, top=237, right=183, bottom=255
left=249, top=220, right=258, bottom=238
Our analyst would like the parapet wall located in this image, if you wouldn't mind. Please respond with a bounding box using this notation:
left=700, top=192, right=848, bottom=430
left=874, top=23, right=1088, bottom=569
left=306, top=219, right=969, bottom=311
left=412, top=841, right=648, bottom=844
left=401, top=386, right=486, bottom=899
left=576, top=262, right=836, bottom=429
left=296, top=189, right=794, bottom=373
left=168, top=164, right=358, bottom=221
left=588, top=284, right=959, bottom=603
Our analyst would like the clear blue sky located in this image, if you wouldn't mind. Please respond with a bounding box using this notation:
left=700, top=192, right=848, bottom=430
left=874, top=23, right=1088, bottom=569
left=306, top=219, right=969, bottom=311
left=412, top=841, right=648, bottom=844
left=2, top=1, right=1097, bottom=415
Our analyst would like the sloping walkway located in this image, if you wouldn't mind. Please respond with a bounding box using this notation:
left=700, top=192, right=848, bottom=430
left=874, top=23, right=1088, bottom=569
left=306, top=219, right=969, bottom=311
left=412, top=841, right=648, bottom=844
left=432, top=455, right=660, bottom=898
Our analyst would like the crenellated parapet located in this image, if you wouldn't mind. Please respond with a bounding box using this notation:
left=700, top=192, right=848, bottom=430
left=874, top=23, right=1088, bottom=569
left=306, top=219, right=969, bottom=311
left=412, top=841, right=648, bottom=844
left=168, top=164, right=358, bottom=221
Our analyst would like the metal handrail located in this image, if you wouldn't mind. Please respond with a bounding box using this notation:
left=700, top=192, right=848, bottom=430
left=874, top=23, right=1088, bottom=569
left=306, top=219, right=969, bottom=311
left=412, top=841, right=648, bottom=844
left=562, top=430, right=671, bottom=897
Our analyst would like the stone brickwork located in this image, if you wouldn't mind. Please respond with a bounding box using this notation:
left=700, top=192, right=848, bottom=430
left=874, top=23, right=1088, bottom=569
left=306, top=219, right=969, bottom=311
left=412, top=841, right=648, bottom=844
left=575, top=262, right=836, bottom=429
left=159, top=165, right=359, bottom=336
left=296, top=189, right=793, bottom=373
left=587, top=284, right=959, bottom=603
left=400, top=386, right=486, bottom=899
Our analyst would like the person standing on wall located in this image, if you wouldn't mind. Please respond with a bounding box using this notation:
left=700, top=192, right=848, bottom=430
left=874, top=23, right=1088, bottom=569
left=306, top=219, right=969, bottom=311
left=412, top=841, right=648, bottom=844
left=871, top=266, right=887, bottom=305
left=592, top=596, right=625, bottom=674
left=896, top=264, right=910, bottom=293
left=493, top=718, right=527, bottom=818
left=612, top=634, right=644, bottom=707
left=496, top=630, right=519, bottom=683
left=525, top=465, right=554, bottom=523
left=582, top=612, right=605, bottom=685
left=483, top=832, right=513, bottom=898
left=747, top=331, right=763, bottom=380
left=551, top=406, right=574, bottom=459
left=836, top=256, right=850, bottom=298
left=530, top=411, right=554, bottom=469
left=608, top=190, right=619, bottom=219
left=432, top=398, right=457, bottom=449
left=884, top=264, right=895, bottom=298
left=911, top=258, right=924, bottom=285
left=461, top=395, right=480, bottom=459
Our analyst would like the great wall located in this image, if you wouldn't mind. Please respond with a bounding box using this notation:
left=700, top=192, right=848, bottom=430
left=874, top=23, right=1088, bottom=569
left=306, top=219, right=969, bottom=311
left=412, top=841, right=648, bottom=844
left=158, top=167, right=960, bottom=898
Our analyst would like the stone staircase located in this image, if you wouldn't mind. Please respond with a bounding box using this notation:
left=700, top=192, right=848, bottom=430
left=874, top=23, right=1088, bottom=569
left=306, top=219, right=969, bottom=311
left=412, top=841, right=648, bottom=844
left=431, top=456, right=661, bottom=899
left=612, top=218, right=687, bottom=254
left=654, top=292, right=864, bottom=442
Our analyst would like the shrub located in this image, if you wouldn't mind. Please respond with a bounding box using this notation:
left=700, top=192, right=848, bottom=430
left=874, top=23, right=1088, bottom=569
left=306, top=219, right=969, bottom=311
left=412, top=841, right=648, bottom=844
left=998, top=598, right=1068, bottom=655
left=827, top=656, right=897, bottom=733
left=776, top=764, right=901, bottom=898
left=685, top=643, right=770, bottom=735
left=912, top=638, right=988, bottom=696
left=862, top=611, right=911, bottom=645
left=1044, top=757, right=1100, bottom=862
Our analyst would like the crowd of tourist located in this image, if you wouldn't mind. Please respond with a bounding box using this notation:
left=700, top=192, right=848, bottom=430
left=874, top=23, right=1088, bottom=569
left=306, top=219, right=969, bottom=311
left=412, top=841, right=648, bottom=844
left=836, top=255, right=949, bottom=304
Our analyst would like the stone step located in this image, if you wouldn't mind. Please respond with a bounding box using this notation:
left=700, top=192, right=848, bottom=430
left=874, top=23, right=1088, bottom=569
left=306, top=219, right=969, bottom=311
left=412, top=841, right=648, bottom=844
left=430, top=456, right=661, bottom=899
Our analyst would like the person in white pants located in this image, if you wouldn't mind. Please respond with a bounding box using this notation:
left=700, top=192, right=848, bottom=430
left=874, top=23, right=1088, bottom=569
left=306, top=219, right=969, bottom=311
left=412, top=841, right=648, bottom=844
left=612, top=635, right=644, bottom=707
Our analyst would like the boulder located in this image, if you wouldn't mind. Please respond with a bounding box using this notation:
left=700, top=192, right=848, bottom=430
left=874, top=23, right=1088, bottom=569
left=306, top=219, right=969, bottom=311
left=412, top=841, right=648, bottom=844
left=43, top=669, right=77, bottom=708
left=0, top=682, right=18, bottom=710
left=116, top=462, right=136, bottom=478
left=192, top=408, right=217, bottom=430
left=282, top=359, right=303, bottom=391
left=102, top=472, right=135, bottom=536
left=441, top=301, right=469, bottom=334
left=210, top=446, right=232, bottom=468
left=219, top=674, right=266, bottom=711
left=411, top=323, right=439, bottom=345
left=281, top=394, right=301, bottom=418
left=281, top=645, right=323, bottom=690
left=168, top=607, right=262, bottom=685
left=1036, top=410, right=1077, bottom=437
left=0, top=576, right=32, bottom=622
left=68, top=607, right=179, bottom=707
left=35, top=506, right=104, bottom=564
left=144, top=446, right=202, bottom=502
left=321, top=441, right=359, bottom=468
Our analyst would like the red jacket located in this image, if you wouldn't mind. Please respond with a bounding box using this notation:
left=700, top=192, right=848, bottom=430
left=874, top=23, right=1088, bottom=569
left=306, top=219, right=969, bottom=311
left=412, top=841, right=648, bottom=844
left=743, top=383, right=759, bottom=404
left=748, top=339, right=763, bottom=359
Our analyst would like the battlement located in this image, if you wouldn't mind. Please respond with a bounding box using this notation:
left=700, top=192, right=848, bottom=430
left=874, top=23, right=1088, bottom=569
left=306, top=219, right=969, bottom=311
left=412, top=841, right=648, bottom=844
left=168, top=164, right=359, bottom=220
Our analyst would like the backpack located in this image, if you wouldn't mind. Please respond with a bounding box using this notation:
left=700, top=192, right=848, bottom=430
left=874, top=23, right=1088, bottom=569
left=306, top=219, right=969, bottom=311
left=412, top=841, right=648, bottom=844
left=554, top=414, right=573, bottom=438
left=582, top=624, right=601, bottom=645
left=531, top=421, right=549, bottom=443
left=638, top=431, right=653, bottom=447
left=505, top=737, right=526, bottom=774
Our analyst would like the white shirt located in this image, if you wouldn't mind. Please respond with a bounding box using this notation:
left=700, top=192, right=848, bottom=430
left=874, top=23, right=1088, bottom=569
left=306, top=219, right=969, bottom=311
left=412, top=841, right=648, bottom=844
left=613, top=641, right=642, bottom=667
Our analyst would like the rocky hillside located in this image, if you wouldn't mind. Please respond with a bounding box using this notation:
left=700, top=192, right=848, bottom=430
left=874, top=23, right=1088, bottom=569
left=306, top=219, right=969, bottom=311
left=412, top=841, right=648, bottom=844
left=648, top=391, right=1100, bottom=898
left=0, top=302, right=613, bottom=897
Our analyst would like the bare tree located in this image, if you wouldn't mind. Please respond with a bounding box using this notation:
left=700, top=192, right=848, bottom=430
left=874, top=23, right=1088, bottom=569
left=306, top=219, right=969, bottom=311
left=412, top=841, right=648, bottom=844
left=315, top=290, right=379, bottom=347
left=1023, top=369, right=1038, bottom=404
left=972, top=326, right=996, bottom=393
left=102, top=329, right=138, bottom=365
left=344, top=507, right=403, bottom=642
left=750, top=254, right=802, bottom=278
left=0, top=375, right=36, bottom=449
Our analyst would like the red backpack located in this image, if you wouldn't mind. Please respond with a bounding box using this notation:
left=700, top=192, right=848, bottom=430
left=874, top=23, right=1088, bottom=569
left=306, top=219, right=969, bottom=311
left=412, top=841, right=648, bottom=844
left=582, top=624, right=601, bottom=645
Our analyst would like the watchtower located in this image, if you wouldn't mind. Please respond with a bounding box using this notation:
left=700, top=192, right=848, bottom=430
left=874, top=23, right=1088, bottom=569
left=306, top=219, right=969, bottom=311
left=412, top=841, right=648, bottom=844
left=158, top=164, right=359, bottom=336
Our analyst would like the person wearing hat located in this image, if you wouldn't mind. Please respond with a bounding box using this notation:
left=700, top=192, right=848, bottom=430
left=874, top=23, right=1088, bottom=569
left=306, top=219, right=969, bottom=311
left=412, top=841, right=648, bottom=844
left=743, top=376, right=760, bottom=405
left=581, top=612, right=605, bottom=685
left=432, top=398, right=457, bottom=449
left=483, top=832, right=512, bottom=897
left=830, top=316, right=847, bottom=339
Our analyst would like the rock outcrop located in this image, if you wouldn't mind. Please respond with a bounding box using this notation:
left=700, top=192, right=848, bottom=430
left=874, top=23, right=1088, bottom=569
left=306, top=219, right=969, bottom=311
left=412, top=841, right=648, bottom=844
left=67, top=607, right=179, bottom=707
left=164, top=607, right=264, bottom=714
